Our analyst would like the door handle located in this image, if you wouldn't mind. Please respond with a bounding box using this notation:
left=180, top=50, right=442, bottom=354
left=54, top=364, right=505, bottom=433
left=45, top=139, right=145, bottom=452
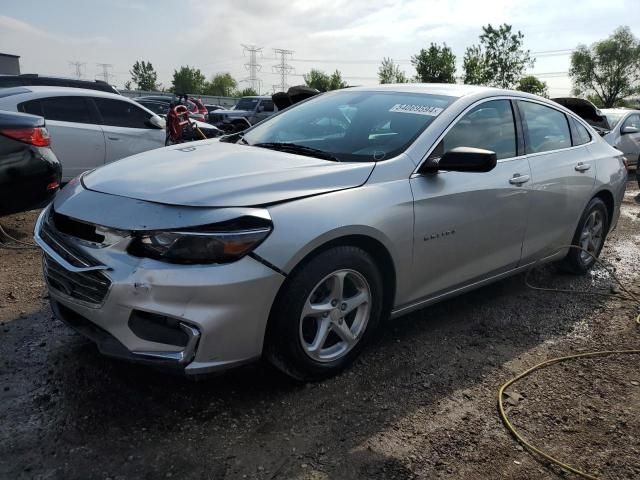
left=575, top=162, right=591, bottom=172
left=509, top=173, right=530, bottom=185
left=107, top=136, right=120, bottom=141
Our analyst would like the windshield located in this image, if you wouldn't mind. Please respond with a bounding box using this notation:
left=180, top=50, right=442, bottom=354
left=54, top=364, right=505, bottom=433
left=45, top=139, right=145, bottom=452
left=242, top=91, right=454, bottom=162
left=604, top=112, right=626, bottom=128
left=234, top=98, right=260, bottom=111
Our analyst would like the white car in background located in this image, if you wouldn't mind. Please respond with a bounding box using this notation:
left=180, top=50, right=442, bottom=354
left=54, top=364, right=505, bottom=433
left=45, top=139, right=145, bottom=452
left=0, top=86, right=166, bottom=181
left=601, top=108, right=640, bottom=169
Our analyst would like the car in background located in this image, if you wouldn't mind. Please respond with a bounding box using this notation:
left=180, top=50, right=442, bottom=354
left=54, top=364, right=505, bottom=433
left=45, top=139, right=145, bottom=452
left=134, top=95, right=206, bottom=121
left=601, top=109, right=640, bottom=169
left=208, top=96, right=277, bottom=131
left=37, top=85, right=626, bottom=380
left=0, top=87, right=166, bottom=182
left=0, top=74, right=119, bottom=95
left=551, top=97, right=610, bottom=136
left=204, top=104, right=225, bottom=116
left=0, top=110, right=61, bottom=216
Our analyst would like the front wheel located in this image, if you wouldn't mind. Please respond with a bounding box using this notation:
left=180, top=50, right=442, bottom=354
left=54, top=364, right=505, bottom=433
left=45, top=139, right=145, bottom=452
left=265, top=246, right=383, bottom=381
left=560, top=197, right=609, bottom=274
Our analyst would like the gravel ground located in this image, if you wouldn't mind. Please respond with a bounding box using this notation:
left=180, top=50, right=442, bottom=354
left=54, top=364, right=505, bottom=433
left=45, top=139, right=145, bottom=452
left=1, top=180, right=639, bottom=480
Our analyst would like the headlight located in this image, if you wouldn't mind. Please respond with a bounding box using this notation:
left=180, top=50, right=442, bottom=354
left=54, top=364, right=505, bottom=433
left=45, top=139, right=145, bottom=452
left=128, top=220, right=272, bottom=264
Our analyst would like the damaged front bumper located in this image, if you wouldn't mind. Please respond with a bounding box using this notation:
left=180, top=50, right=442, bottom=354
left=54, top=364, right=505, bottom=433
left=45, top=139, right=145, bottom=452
left=35, top=206, right=286, bottom=375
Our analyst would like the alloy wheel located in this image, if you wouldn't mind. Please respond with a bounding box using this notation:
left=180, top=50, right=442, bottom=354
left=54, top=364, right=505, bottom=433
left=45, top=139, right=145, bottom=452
left=579, top=210, right=604, bottom=264
left=299, top=269, right=371, bottom=363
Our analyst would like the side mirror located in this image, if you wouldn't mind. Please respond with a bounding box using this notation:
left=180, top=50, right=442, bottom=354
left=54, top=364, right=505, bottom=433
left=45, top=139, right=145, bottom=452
left=621, top=125, right=639, bottom=135
left=420, top=147, right=497, bottom=174
left=147, top=115, right=165, bottom=129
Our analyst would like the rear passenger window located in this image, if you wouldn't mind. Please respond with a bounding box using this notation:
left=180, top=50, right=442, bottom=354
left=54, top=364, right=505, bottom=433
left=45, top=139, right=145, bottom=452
left=260, top=100, right=274, bottom=112
left=26, top=97, right=93, bottom=124
left=94, top=98, right=152, bottom=128
left=570, top=117, right=592, bottom=146
left=429, top=99, right=517, bottom=161
left=519, top=101, right=571, bottom=154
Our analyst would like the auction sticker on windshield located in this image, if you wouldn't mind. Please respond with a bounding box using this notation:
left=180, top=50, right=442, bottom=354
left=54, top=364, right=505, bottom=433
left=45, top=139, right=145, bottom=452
left=389, top=104, right=444, bottom=116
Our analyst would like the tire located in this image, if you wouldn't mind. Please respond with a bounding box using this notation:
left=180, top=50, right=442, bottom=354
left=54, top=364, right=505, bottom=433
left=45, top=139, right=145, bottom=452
left=265, top=246, right=384, bottom=381
left=560, top=197, right=609, bottom=275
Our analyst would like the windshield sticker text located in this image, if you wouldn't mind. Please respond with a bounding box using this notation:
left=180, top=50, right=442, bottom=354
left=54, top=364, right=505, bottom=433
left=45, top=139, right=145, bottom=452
left=389, top=104, right=444, bottom=116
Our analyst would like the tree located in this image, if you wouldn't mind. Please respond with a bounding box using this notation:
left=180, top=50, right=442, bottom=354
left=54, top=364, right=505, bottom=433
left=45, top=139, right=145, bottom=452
left=204, top=73, right=238, bottom=96
left=123, top=81, right=132, bottom=91
left=411, top=44, right=456, bottom=83
left=570, top=26, right=640, bottom=108
left=129, top=60, right=159, bottom=91
left=234, top=87, right=259, bottom=97
left=171, top=66, right=206, bottom=94
left=303, top=69, right=348, bottom=91
left=516, top=75, right=548, bottom=97
left=378, top=57, right=408, bottom=84
left=463, top=23, right=533, bottom=88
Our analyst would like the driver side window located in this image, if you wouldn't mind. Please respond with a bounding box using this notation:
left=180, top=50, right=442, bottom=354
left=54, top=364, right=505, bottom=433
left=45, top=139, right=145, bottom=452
left=429, top=100, right=517, bottom=161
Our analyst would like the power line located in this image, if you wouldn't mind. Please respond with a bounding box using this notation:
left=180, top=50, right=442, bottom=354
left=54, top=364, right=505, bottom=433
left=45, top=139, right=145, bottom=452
left=68, top=61, right=86, bottom=79
left=96, top=63, right=114, bottom=83
left=241, top=44, right=263, bottom=93
left=272, top=48, right=294, bottom=92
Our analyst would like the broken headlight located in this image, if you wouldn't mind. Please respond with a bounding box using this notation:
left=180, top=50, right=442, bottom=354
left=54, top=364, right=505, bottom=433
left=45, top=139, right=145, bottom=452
left=128, top=218, right=272, bottom=264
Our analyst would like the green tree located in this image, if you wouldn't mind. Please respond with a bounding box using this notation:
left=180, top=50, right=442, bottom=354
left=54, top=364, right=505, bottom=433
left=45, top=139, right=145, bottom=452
left=129, top=60, right=159, bottom=91
left=570, top=26, right=640, bottom=108
left=516, top=75, right=548, bottom=97
left=411, top=44, right=456, bottom=83
left=378, top=57, right=408, bottom=84
left=463, top=24, right=533, bottom=88
left=235, top=87, right=259, bottom=97
left=204, top=73, right=238, bottom=96
left=303, top=69, right=348, bottom=91
left=171, top=66, right=206, bottom=94
left=123, top=81, right=132, bottom=90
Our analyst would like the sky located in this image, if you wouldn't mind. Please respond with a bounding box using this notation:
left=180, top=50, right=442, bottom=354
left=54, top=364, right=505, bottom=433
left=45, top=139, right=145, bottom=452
left=1, top=0, right=639, bottom=97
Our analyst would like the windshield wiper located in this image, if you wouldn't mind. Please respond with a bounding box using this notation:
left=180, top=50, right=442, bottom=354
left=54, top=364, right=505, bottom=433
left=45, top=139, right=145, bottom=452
left=253, top=142, right=340, bottom=162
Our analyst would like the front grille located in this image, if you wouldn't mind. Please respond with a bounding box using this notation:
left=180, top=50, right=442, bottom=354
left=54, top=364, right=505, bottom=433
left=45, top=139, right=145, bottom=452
left=40, top=210, right=112, bottom=306
left=43, top=254, right=111, bottom=306
left=210, top=113, right=223, bottom=123
left=40, top=216, right=98, bottom=268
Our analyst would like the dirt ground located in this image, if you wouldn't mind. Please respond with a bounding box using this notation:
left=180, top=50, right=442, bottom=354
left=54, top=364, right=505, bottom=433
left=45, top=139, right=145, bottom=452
left=1, top=180, right=639, bottom=480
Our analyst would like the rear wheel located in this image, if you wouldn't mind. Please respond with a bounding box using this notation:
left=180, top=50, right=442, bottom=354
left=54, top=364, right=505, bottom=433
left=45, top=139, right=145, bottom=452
left=560, top=197, right=609, bottom=274
left=265, top=246, right=383, bottom=381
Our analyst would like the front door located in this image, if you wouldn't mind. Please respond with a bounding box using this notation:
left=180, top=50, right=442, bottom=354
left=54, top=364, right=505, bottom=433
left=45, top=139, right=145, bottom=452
left=410, top=99, right=531, bottom=301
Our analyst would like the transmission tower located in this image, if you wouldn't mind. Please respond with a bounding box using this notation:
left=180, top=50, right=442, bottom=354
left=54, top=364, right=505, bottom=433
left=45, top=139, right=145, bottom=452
left=272, top=48, right=294, bottom=92
left=68, top=61, right=86, bottom=79
left=241, top=44, right=263, bottom=93
left=96, top=63, right=114, bottom=83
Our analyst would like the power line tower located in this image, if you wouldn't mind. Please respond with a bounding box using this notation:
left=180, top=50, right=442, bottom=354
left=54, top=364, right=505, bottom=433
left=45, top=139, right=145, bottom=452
left=272, top=48, right=294, bottom=93
left=68, top=61, right=86, bottom=79
left=96, top=63, right=114, bottom=84
left=241, top=44, right=263, bottom=93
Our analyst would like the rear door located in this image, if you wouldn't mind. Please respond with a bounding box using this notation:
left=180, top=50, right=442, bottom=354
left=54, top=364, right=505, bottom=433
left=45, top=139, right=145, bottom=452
left=410, top=99, right=531, bottom=299
left=91, top=97, right=165, bottom=163
left=19, top=96, right=105, bottom=181
left=517, top=100, right=596, bottom=264
left=617, top=113, right=640, bottom=165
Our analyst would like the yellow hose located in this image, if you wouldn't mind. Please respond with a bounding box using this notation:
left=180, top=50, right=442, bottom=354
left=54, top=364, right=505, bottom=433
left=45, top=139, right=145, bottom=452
left=498, top=245, right=640, bottom=479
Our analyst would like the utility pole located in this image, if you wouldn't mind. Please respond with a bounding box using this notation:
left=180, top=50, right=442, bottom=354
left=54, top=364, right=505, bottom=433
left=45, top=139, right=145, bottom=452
left=241, top=44, right=263, bottom=93
left=68, top=61, right=86, bottom=79
left=272, top=48, right=294, bottom=93
left=96, top=63, right=114, bottom=83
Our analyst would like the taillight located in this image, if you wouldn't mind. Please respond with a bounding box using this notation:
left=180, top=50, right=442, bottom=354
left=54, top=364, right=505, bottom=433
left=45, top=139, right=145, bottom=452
left=46, top=179, right=60, bottom=191
left=0, top=126, right=51, bottom=147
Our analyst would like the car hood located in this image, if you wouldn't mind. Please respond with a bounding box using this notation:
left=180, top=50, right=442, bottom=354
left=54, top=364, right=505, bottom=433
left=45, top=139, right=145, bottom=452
left=82, top=141, right=374, bottom=207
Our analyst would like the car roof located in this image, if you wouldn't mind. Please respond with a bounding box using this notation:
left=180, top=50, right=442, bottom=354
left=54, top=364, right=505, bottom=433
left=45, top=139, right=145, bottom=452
left=343, top=83, right=503, bottom=98
left=0, top=85, right=128, bottom=99
left=601, top=108, right=639, bottom=114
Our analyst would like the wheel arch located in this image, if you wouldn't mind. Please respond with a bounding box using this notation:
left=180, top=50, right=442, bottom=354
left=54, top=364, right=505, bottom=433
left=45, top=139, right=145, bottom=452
left=592, top=188, right=615, bottom=231
left=263, top=233, right=398, bottom=346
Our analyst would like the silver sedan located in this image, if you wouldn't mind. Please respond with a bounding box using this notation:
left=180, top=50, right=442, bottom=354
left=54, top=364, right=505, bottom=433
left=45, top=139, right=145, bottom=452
left=35, top=84, right=627, bottom=380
